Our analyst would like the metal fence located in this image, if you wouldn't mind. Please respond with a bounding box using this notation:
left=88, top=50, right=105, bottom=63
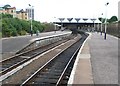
left=96, top=22, right=119, bottom=38
left=107, top=22, right=119, bottom=38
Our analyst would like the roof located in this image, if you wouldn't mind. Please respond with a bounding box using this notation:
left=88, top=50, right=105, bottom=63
left=19, top=9, right=27, bottom=13
left=5, top=7, right=16, bottom=9
left=16, top=9, right=27, bottom=14
left=53, top=18, right=102, bottom=23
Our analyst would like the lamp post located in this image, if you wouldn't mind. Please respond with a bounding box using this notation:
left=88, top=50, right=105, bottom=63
left=54, top=17, right=56, bottom=33
left=0, top=11, right=2, bottom=37
left=97, top=22, right=99, bottom=33
left=28, top=4, right=33, bottom=36
left=104, top=2, right=109, bottom=40
left=100, top=13, right=103, bottom=35
left=91, top=18, right=96, bottom=32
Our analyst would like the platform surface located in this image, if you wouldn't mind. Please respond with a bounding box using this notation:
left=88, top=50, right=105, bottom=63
left=1, top=31, right=71, bottom=59
left=68, top=32, right=118, bottom=85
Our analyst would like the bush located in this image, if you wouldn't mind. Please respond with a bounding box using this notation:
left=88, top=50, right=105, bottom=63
left=19, top=30, right=27, bottom=35
left=2, top=13, right=56, bottom=37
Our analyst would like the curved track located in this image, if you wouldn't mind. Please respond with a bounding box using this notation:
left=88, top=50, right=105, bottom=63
left=1, top=37, right=73, bottom=75
left=20, top=34, right=87, bottom=85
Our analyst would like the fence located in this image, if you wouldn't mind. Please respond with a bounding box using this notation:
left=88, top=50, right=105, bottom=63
left=96, top=22, right=119, bottom=38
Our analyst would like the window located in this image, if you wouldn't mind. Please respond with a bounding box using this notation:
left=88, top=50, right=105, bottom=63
left=11, top=10, right=13, bottom=13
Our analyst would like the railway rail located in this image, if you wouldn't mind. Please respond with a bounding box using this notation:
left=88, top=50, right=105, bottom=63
left=0, top=35, right=74, bottom=75
left=20, top=34, right=87, bottom=86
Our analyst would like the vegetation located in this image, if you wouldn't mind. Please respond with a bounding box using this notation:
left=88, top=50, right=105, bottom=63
left=107, top=16, right=118, bottom=23
left=1, top=13, right=55, bottom=37
left=98, top=17, right=105, bottom=23
left=41, top=23, right=55, bottom=32
left=99, top=16, right=118, bottom=23
left=98, top=16, right=119, bottom=38
left=2, top=4, right=11, bottom=9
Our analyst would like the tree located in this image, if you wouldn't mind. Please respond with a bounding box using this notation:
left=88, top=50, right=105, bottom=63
left=3, top=4, right=11, bottom=9
left=2, top=13, right=56, bottom=37
left=108, top=16, right=118, bottom=23
left=98, top=17, right=105, bottom=23
left=0, top=13, right=13, bottom=18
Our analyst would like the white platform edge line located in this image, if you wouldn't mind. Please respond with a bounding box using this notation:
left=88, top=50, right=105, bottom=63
left=67, top=33, right=92, bottom=85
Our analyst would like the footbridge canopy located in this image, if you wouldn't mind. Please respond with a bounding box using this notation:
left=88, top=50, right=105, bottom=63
left=53, top=18, right=102, bottom=30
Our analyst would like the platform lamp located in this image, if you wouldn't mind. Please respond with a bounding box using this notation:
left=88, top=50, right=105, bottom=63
left=100, top=13, right=103, bottom=35
left=54, top=17, right=57, bottom=33
left=104, top=2, right=109, bottom=40
left=58, top=18, right=65, bottom=30
left=28, top=4, right=34, bottom=36
left=91, top=18, right=96, bottom=32
left=0, top=10, right=2, bottom=34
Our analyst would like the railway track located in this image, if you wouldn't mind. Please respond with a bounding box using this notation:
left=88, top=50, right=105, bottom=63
left=0, top=36, right=74, bottom=75
left=20, top=34, right=87, bottom=86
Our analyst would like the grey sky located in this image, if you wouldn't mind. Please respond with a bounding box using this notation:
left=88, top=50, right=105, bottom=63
left=0, top=0, right=119, bottom=22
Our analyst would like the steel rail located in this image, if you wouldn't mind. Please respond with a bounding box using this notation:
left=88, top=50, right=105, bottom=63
left=0, top=39, right=70, bottom=75
left=55, top=44, right=81, bottom=86
left=20, top=34, right=86, bottom=86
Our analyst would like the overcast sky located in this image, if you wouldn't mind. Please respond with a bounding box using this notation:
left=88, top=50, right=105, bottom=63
left=0, top=0, right=119, bottom=22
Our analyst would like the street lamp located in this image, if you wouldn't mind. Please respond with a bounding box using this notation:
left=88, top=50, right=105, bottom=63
left=104, top=2, right=109, bottom=40
left=91, top=18, right=96, bottom=32
left=54, top=17, right=56, bottom=33
left=100, top=13, right=103, bottom=35
left=0, top=11, right=2, bottom=37
left=28, top=4, right=33, bottom=36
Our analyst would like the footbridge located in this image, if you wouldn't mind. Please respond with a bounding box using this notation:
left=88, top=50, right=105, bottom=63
left=54, top=18, right=101, bottom=32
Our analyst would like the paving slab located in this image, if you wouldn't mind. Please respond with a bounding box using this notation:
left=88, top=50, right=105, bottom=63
left=89, top=33, right=118, bottom=84
left=68, top=32, right=119, bottom=85
left=68, top=33, right=93, bottom=85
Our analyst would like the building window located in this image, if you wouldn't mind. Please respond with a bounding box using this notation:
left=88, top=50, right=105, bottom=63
left=11, top=10, right=13, bottom=13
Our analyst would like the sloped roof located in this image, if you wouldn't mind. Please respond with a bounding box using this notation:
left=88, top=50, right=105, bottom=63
left=16, top=9, right=27, bottom=14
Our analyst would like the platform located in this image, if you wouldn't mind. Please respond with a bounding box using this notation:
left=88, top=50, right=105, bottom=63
left=68, top=32, right=118, bottom=85
left=1, top=31, right=71, bottom=60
